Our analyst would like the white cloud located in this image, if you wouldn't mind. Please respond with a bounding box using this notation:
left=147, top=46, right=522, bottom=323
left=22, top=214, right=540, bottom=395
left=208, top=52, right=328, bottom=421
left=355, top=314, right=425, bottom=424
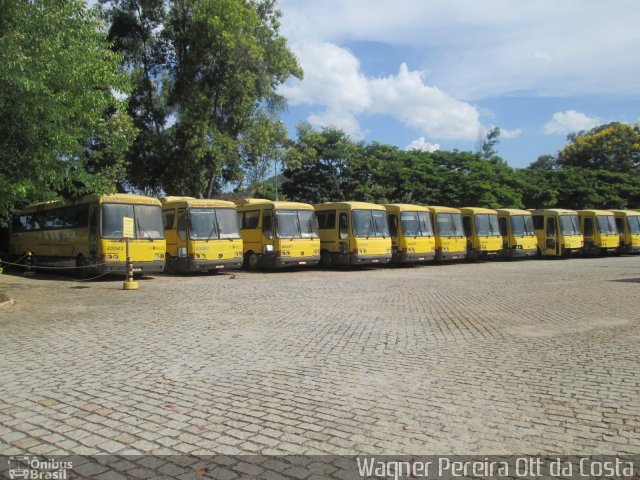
left=501, top=128, right=523, bottom=139
left=544, top=111, right=600, bottom=135
left=278, top=0, right=640, bottom=99
left=279, top=44, right=482, bottom=140
left=405, top=137, right=440, bottom=152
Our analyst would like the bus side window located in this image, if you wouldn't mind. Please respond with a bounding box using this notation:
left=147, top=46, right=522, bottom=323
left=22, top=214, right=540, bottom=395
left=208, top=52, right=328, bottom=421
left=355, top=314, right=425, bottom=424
left=546, top=217, right=556, bottom=237
left=583, top=217, right=593, bottom=237
left=387, top=214, right=398, bottom=237
left=262, top=210, right=273, bottom=239
left=163, top=210, right=175, bottom=230
left=462, top=216, right=472, bottom=237
left=177, top=208, right=186, bottom=241
left=533, top=215, right=544, bottom=230
left=498, top=217, right=508, bottom=236
left=615, top=217, right=624, bottom=234
left=339, top=212, right=349, bottom=239
left=89, top=206, right=98, bottom=241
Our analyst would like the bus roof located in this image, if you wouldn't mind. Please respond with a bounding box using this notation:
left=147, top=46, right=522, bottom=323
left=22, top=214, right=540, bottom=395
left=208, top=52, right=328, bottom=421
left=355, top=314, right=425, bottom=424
left=18, top=194, right=161, bottom=213
left=610, top=209, right=640, bottom=217
left=529, top=208, right=578, bottom=215
left=313, top=201, right=386, bottom=211
left=424, top=205, right=462, bottom=214
left=496, top=208, right=532, bottom=216
left=161, top=196, right=236, bottom=208
left=383, top=203, right=429, bottom=213
left=459, top=207, right=498, bottom=215
left=235, top=198, right=314, bottom=210
left=576, top=209, right=615, bottom=216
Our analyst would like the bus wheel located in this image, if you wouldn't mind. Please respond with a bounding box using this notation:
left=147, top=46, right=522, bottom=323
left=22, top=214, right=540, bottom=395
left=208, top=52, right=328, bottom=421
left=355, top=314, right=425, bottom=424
left=245, top=252, right=259, bottom=271
left=320, top=251, right=333, bottom=268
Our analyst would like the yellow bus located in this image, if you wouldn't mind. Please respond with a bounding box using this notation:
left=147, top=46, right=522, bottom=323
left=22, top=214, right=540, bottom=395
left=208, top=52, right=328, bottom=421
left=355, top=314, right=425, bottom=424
left=383, top=204, right=435, bottom=263
left=611, top=210, right=640, bottom=254
left=425, top=206, right=466, bottom=261
left=531, top=209, right=583, bottom=257
left=496, top=209, right=538, bottom=259
left=160, top=197, right=243, bottom=272
left=235, top=199, right=320, bottom=269
left=460, top=207, right=502, bottom=260
left=10, top=194, right=165, bottom=274
left=314, top=201, right=392, bottom=266
left=577, top=209, right=619, bottom=255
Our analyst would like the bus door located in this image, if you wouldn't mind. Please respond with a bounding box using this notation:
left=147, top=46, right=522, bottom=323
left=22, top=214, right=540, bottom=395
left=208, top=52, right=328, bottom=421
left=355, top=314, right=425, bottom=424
left=338, top=211, right=349, bottom=254
left=545, top=216, right=558, bottom=255
left=89, top=205, right=99, bottom=259
left=176, top=208, right=188, bottom=257
left=262, top=210, right=273, bottom=250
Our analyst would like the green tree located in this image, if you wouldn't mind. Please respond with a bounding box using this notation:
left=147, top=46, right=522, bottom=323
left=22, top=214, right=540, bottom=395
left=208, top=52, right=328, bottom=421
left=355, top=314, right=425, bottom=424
left=104, top=0, right=302, bottom=197
left=0, top=0, right=135, bottom=224
left=558, top=122, right=640, bottom=173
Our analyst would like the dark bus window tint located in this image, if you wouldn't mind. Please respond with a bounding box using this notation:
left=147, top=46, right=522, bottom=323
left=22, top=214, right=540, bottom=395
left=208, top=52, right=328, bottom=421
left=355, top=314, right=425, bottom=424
left=615, top=217, right=624, bottom=233
left=547, top=217, right=556, bottom=237
left=499, top=217, right=508, bottom=236
left=241, top=210, right=260, bottom=229
left=533, top=215, right=544, bottom=230
left=387, top=214, right=398, bottom=237
left=102, top=204, right=134, bottom=238
left=262, top=210, right=273, bottom=239
left=583, top=217, right=594, bottom=237
left=339, top=212, right=348, bottom=239
left=317, top=211, right=336, bottom=229
left=163, top=210, right=175, bottom=230
left=462, top=216, right=472, bottom=237
left=177, top=208, right=186, bottom=241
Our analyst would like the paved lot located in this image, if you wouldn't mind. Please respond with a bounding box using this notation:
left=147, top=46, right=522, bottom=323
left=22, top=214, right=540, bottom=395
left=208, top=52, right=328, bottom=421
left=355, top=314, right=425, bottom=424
left=1, top=256, right=639, bottom=458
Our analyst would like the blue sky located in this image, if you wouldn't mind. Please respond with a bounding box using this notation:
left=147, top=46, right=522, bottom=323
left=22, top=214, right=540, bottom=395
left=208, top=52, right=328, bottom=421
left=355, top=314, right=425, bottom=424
left=275, top=0, right=640, bottom=168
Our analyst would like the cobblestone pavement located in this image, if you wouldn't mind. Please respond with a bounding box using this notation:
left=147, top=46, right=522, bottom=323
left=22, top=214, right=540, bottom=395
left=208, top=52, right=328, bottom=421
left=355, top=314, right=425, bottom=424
left=1, top=256, right=639, bottom=458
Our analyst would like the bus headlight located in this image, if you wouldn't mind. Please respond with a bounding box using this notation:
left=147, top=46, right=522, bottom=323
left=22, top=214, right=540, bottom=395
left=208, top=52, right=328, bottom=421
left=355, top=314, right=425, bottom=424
left=154, top=253, right=165, bottom=260
left=263, top=244, right=274, bottom=254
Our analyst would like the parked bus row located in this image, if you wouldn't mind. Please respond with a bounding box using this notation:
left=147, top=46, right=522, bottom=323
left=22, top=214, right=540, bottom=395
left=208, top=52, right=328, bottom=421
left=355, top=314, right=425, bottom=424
left=7, top=194, right=640, bottom=275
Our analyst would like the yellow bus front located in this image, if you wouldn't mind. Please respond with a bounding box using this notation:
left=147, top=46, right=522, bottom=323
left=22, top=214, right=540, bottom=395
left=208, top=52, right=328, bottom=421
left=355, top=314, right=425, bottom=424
left=99, top=202, right=165, bottom=273
left=393, top=210, right=436, bottom=262
left=272, top=209, right=321, bottom=267
left=184, top=207, right=243, bottom=271
left=350, top=209, right=392, bottom=265
left=501, top=214, right=538, bottom=258
left=558, top=215, right=584, bottom=254
left=434, top=212, right=466, bottom=261
left=619, top=214, right=640, bottom=253
left=466, top=213, right=502, bottom=259
left=594, top=215, right=619, bottom=251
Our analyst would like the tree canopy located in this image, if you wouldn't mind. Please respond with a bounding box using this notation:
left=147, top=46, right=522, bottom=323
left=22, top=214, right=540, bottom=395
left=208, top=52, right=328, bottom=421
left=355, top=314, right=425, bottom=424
left=0, top=0, right=135, bottom=224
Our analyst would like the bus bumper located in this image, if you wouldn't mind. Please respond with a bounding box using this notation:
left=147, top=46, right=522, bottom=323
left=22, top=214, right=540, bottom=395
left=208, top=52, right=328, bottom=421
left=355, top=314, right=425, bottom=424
left=434, top=250, right=466, bottom=262
left=103, top=260, right=165, bottom=274
left=349, top=254, right=392, bottom=265
left=617, top=244, right=640, bottom=254
left=499, top=248, right=538, bottom=259
left=270, top=256, right=320, bottom=268
left=391, top=252, right=435, bottom=263
left=186, top=258, right=243, bottom=272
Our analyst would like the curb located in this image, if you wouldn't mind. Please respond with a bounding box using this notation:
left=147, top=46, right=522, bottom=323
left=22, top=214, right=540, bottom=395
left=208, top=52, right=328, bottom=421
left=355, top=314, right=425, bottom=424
left=0, top=293, right=14, bottom=308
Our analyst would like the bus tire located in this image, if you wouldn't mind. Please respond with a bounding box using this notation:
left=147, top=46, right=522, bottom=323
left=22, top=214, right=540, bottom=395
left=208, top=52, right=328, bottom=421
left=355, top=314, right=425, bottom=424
left=320, top=251, right=333, bottom=268
left=245, top=252, right=259, bottom=271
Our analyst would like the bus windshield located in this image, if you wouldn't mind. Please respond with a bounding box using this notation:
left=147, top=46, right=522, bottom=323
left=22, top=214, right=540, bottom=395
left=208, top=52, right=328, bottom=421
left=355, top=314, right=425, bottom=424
left=102, top=204, right=163, bottom=239
left=559, top=215, right=581, bottom=236
left=352, top=210, right=390, bottom=237
left=401, top=211, right=433, bottom=237
left=275, top=210, right=319, bottom=238
left=628, top=216, right=640, bottom=234
left=188, top=208, right=241, bottom=240
left=437, top=213, right=464, bottom=237
left=510, top=215, right=535, bottom=236
left=596, top=215, right=618, bottom=235
left=475, top=214, right=501, bottom=237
